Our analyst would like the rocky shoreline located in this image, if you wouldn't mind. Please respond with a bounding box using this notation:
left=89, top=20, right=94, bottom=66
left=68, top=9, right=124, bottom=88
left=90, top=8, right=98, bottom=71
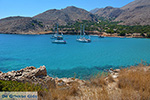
left=1, top=65, right=150, bottom=99
left=0, top=66, right=86, bottom=88
left=0, top=65, right=121, bottom=89
left=0, top=65, right=149, bottom=87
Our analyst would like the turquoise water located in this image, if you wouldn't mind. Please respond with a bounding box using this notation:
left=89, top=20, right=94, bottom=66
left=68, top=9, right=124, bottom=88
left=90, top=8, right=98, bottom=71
left=0, top=34, right=150, bottom=79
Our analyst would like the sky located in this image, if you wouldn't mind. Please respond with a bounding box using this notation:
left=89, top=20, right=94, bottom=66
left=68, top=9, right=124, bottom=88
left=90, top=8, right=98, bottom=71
left=0, top=0, right=134, bottom=19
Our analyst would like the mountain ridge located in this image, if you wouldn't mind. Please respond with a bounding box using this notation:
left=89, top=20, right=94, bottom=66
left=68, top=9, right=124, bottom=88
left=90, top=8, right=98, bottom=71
left=91, top=0, right=150, bottom=25
left=94, top=6, right=123, bottom=19
left=1, top=0, right=150, bottom=34
left=0, top=6, right=97, bottom=34
left=34, top=6, right=97, bottom=25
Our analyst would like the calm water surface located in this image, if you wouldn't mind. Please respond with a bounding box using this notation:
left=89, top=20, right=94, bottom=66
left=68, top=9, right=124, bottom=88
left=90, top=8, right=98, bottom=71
left=0, top=34, right=150, bottom=79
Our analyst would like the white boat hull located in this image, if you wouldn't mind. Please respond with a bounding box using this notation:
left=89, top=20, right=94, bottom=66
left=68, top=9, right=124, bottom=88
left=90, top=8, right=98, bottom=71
left=76, top=38, right=91, bottom=43
left=52, top=40, right=66, bottom=44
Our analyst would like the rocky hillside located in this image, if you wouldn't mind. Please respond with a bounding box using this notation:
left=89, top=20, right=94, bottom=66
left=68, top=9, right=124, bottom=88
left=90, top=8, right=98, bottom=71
left=34, top=6, right=97, bottom=26
left=92, top=0, right=150, bottom=25
left=115, top=0, right=150, bottom=25
left=121, top=0, right=150, bottom=10
left=94, top=6, right=123, bottom=19
left=0, top=6, right=97, bottom=34
left=1, top=0, right=150, bottom=34
left=89, top=8, right=100, bottom=14
left=0, top=16, right=45, bottom=34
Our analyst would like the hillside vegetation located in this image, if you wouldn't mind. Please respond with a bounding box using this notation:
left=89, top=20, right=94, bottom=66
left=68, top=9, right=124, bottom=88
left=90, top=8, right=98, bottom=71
left=59, top=19, right=150, bottom=37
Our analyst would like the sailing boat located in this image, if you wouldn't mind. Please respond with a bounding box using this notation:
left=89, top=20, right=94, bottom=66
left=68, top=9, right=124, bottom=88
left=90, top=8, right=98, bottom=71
left=76, top=24, right=91, bottom=43
left=51, top=25, right=58, bottom=39
left=52, top=24, right=66, bottom=44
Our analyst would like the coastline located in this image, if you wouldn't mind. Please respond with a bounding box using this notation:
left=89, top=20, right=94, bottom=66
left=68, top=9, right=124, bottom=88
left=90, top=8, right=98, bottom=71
left=0, top=65, right=150, bottom=99
left=0, top=32, right=148, bottom=39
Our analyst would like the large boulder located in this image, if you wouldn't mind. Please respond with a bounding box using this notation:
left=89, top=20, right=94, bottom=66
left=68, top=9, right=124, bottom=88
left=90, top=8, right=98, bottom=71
left=22, top=65, right=47, bottom=78
left=34, top=65, right=47, bottom=77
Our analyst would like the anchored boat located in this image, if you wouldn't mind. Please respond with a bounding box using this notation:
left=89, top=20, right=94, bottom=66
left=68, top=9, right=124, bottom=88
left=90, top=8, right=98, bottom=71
left=51, top=25, right=58, bottom=39
left=52, top=36, right=66, bottom=44
left=52, top=24, right=66, bottom=44
left=76, top=24, right=91, bottom=43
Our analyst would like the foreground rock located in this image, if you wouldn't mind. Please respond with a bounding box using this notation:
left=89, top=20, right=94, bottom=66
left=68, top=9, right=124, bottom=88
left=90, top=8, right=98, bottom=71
left=0, top=66, right=85, bottom=88
left=0, top=66, right=121, bottom=88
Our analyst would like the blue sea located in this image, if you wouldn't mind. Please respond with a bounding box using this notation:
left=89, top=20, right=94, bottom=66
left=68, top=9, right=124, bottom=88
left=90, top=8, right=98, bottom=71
left=0, top=34, right=150, bottom=79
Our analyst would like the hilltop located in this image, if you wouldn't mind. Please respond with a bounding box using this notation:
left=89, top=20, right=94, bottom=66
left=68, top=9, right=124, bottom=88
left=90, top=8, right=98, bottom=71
left=34, top=6, right=97, bottom=26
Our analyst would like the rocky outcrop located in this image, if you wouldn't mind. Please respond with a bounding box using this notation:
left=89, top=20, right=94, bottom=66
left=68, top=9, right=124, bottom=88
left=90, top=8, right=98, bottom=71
left=0, top=66, right=85, bottom=88
left=0, top=66, right=49, bottom=84
left=0, top=66, right=121, bottom=87
left=94, top=6, right=123, bottom=19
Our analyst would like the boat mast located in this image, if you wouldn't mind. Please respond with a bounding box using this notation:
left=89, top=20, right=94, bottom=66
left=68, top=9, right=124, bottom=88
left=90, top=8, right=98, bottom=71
left=83, top=24, right=85, bottom=36
left=57, top=24, right=59, bottom=35
left=53, top=26, right=55, bottom=34
left=80, top=24, right=82, bottom=38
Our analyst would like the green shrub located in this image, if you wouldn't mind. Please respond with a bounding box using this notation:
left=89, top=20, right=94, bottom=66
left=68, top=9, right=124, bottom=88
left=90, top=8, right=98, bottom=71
left=147, top=32, right=150, bottom=38
left=119, top=32, right=126, bottom=36
left=0, top=80, right=43, bottom=92
left=140, top=33, right=145, bottom=37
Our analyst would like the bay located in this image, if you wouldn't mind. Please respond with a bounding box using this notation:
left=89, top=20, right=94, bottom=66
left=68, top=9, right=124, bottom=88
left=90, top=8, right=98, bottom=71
left=0, top=34, right=150, bottom=79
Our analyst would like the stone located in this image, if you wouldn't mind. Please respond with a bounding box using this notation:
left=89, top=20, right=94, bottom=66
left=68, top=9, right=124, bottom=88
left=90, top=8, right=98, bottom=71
left=33, top=65, right=47, bottom=77
left=0, top=71, right=3, bottom=75
left=46, top=78, right=56, bottom=89
left=109, top=68, right=114, bottom=73
left=112, top=75, right=118, bottom=79
left=114, top=69, right=121, bottom=73
left=15, top=73, right=22, bottom=77
left=58, top=81, right=66, bottom=86
left=23, top=66, right=36, bottom=71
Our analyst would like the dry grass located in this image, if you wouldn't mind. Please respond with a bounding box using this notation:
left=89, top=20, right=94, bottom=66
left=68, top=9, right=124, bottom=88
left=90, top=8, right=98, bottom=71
left=39, top=65, right=150, bottom=100
left=48, top=81, right=81, bottom=100
left=88, top=72, right=108, bottom=87
left=118, top=65, right=150, bottom=100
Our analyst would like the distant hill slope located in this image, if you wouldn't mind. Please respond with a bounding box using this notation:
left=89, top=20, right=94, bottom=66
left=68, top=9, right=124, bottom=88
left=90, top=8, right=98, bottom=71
left=34, top=6, right=97, bottom=26
left=0, top=6, right=97, bottom=34
left=91, top=0, right=150, bottom=25
left=89, top=8, right=100, bottom=14
left=121, top=0, right=150, bottom=10
left=1, top=0, right=150, bottom=34
left=94, top=6, right=123, bottom=19
left=0, top=16, right=44, bottom=34
left=115, top=0, right=150, bottom=25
